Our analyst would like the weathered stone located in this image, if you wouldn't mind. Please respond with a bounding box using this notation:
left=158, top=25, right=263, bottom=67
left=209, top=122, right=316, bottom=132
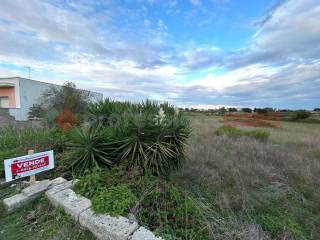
left=45, top=180, right=73, bottom=197
left=79, top=209, right=139, bottom=240
left=130, top=227, right=162, bottom=240
left=47, top=189, right=91, bottom=221
left=21, top=179, right=51, bottom=198
left=3, top=193, right=29, bottom=212
left=48, top=177, right=67, bottom=188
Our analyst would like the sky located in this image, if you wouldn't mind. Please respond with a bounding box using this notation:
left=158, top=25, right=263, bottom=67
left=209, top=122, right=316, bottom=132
left=0, top=0, right=319, bottom=109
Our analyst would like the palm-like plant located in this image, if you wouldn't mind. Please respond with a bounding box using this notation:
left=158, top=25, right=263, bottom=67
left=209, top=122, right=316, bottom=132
left=112, top=108, right=190, bottom=176
left=72, top=99, right=191, bottom=177
left=67, top=124, right=116, bottom=175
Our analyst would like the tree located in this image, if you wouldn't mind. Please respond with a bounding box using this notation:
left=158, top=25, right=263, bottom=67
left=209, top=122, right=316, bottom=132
left=241, top=108, right=252, bottom=113
left=228, top=107, right=237, bottom=112
left=289, top=110, right=311, bottom=120
left=41, top=82, right=92, bottom=115
left=314, top=108, right=320, bottom=112
left=29, top=82, right=93, bottom=127
left=28, top=104, right=45, bottom=119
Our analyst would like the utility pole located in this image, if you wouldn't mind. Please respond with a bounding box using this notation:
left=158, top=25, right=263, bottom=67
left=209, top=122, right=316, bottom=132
left=27, top=66, right=31, bottom=79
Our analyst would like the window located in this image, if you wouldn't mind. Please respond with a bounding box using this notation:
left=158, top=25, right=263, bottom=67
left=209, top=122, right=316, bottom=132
left=0, top=96, right=9, bottom=108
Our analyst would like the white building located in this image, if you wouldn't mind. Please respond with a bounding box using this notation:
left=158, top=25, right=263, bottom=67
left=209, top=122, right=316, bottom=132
left=0, top=77, right=103, bottom=121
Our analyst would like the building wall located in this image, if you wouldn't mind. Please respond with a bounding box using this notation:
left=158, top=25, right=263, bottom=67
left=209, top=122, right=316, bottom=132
left=6, top=77, right=103, bottom=121
left=0, top=87, right=16, bottom=108
left=9, top=78, right=56, bottom=121
left=0, top=78, right=21, bottom=108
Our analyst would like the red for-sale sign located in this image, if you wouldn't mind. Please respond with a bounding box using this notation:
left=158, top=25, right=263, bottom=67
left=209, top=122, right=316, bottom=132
left=4, top=151, right=54, bottom=182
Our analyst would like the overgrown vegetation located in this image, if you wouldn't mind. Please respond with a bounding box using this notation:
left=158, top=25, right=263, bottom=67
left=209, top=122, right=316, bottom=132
left=215, top=125, right=270, bottom=141
left=0, top=127, right=66, bottom=178
left=28, top=81, right=93, bottom=126
left=67, top=99, right=190, bottom=176
left=74, top=166, right=209, bottom=239
left=2, top=92, right=320, bottom=240
left=174, top=115, right=320, bottom=239
left=0, top=195, right=94, bottom=240
left=289, top=110, right=312, bottom=121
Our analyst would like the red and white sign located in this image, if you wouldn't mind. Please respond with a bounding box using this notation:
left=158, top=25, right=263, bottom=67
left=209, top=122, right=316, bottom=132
left=4, top=150, right=54, bottom=182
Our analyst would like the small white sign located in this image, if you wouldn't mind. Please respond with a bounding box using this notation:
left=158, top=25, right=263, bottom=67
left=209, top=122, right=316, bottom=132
left=4, top=150, right=54, bottom=182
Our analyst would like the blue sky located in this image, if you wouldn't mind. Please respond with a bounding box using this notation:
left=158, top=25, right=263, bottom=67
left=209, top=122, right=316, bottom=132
left=0, top=0, right=319, bottom=109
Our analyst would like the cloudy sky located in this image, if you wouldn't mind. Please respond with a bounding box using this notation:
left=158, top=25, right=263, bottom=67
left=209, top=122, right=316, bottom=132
left=0, top=0, right=319, bottom=109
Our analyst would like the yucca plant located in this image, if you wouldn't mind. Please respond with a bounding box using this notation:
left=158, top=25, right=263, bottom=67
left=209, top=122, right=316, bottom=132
left=75, top=99, right=191, bottom=176
left=111, top=106, right=191, bottom=176
left=67, top=124, right=116, bottom=175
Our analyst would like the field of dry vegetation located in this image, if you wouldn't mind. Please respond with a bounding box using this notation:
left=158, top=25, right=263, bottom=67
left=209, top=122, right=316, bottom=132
left=173, top=114, right=320, bottom=240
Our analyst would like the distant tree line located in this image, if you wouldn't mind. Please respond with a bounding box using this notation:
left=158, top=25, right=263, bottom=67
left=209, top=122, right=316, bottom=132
left=183, top=106, right=319, bottom=121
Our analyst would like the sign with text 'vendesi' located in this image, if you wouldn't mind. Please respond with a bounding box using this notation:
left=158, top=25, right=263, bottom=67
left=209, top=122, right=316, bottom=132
left=4, top=150, right=54, bottom=182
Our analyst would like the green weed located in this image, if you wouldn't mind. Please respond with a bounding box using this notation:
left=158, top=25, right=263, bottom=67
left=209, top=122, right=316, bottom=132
left=91, top=185, right=137, bottom=217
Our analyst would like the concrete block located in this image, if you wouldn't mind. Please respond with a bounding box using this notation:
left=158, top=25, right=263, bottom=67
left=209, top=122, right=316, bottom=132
left=79, top=209, right=139, bottom=240
left=130, top=227, right=162, bottom=240
left=21, top=179, right=51, bottom=198
left=48, top=189, right=91, bottom=221
left=48, top=177, right=67, bottom=188
left=3, top=193, right=30, bottom=212
left=45, top=180, right=73, bottom=197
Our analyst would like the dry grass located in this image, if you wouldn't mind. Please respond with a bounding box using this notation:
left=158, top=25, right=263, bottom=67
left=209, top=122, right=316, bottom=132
left=174, top=115, right=320, bottom=240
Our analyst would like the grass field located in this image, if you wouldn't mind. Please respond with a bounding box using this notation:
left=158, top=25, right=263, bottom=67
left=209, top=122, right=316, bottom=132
left=173, top=114, right=320, bottom=239
left=0, top=192, right=94, bottom=240
left=1, top=114, right=319, bottom=239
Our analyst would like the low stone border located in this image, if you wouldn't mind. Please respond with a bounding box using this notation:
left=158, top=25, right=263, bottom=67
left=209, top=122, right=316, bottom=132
left=2, top=177, right=161, bottom=240
left=3, top=177, right=68, bottom=212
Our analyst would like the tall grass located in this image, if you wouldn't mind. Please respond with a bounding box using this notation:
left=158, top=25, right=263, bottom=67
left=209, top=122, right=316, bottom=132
left=0, top=127, right=66, bottom=178
left=174, top=115, right=320, bottom=239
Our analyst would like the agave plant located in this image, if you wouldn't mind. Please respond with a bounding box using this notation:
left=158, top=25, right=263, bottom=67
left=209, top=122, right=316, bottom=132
left=67, top=124, right=116, bottom=175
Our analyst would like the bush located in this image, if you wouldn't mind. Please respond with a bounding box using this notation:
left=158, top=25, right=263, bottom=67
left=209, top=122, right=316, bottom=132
left=136, top=180, right=209, bottom=240
left=74, top=165, right=208, bottom=240
left=247, top=129, right=270, bottom=141
left=73, top=169, right=105, bottom=198
left=215, top=125, right=243, bottom=137
left=85, top=99, right=191, bottom=176
left=0, top=128, right=66, bottom=178
left=289, top=110, right=311, bottom=121
left=215, top=125, right=270, bottom=141
left=0, top=148, right=24, bottom=178
left=67, top=125, right=115, bottom=176
left=91, top=185, right=137, bottom=217
left=0, top=127, right=65, bottom=153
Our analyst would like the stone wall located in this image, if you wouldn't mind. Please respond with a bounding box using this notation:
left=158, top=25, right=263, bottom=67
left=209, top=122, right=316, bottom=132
left=2, top=177, right=161, bottom=240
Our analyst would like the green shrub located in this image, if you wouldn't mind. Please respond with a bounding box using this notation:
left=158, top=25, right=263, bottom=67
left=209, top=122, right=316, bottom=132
left=0, top=127, right=65, bottom=153
left=256, top=213, right=303, bottom=237
left=0, top=148, right=24, bottom=178
left=73, top=169, right=105, bottom=198
left=74, top=165, right=208, bottom=240
left=91, top=185, right=137, bottom=217
left=0, top=128, right=66, bottom=178
left=67, top=125, right=115, bottom=176
left=247, top=129, right=270, bottom=141
left=289, top=110, right=311, bottom=121
left=136, top=180, right=209, bottom=240
left=86, top=99, right=191, bottom=176
left=215, top=125, right=269, bottom=141
left=215, top=125, right=243, bottom=137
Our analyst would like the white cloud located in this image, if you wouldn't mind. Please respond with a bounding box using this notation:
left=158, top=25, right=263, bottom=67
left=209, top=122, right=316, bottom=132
left=0, top=0, right=319, bottom=109
left=189, top=0, right=202, bottom=7
left=189, top=64, right=278, bottom=90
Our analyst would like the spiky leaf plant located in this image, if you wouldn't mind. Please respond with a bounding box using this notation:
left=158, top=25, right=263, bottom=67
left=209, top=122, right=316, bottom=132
left=82, top=99, right=190, bottom=176
left=67, top=124, right=116, bottom=175
left=111, top=104, right=190, bottom=176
